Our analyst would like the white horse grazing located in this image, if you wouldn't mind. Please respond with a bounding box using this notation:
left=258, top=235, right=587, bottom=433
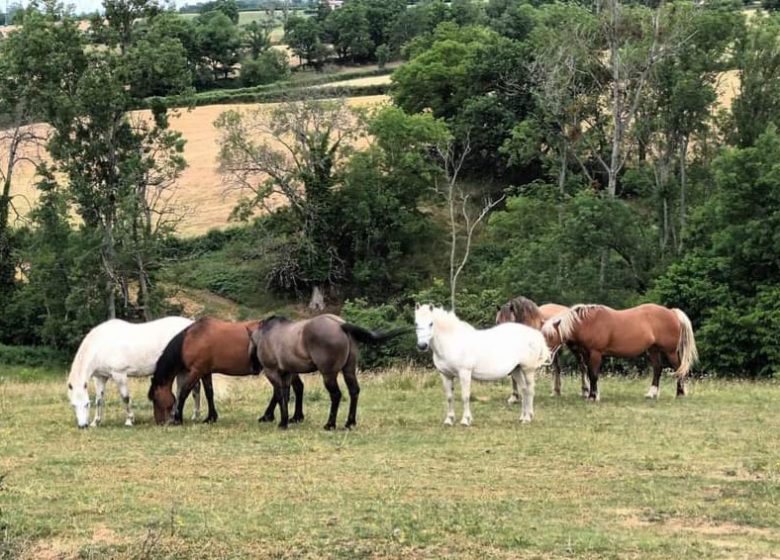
left=415, top=304, right=551, bottom=425
left=66, top=317, right=199, bottom=428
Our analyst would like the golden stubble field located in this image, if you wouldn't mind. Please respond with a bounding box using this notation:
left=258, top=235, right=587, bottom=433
left=6, top=95, right=389, bottom=236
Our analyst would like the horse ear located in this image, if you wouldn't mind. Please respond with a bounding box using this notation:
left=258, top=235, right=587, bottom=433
left=415, top=302, right=419, bottom=310
left=496, top=305, right=501, bottom=312
left=428, top=304, right=433, bottom=311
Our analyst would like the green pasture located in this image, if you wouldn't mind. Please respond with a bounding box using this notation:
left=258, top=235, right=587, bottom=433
left=1, top=369, right=779, bottom=559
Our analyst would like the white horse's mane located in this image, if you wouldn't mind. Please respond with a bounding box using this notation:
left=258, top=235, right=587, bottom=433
left=432, top=307, right=473, bottom=333
left=546, top=304, right=604, bottom=341
left=67, top=330, right=96, bottom=386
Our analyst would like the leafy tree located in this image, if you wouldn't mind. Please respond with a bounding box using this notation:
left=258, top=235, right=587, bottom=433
left=123, top=37, right=192, bottom=98
left=143, top=13, right=200, bottom=75
left=215, top=99, right=361, bottom=305
left=325, top=1, right=374, bottom=62
left=0, top=5, right=86, bottom=301
left=240, top=48, right=289, bottom=85
left=243, top=19, right=271, bottom=59
left=104, top=0, right=162, bottom=54
left=376, top=43, right=390, bottom=68
left=731, top=13, right=780, bottom=148
left=284, top=14, right=325, bottom=68
left=195, top=10, right=243, bottom=80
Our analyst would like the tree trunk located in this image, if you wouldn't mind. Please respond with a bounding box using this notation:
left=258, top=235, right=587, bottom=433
left=607, top=0, right=622, bottom=199
left=678, top=135, right=688, bottom=253
left=309, top=285, right=325, bottom=311
left=448, top=181, right=457, bottom=313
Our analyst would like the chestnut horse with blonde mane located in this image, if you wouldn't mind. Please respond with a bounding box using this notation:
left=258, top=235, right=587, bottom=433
left=496, top=297, right=589, bottom=399
left=543, top=304, right=698, bottom=400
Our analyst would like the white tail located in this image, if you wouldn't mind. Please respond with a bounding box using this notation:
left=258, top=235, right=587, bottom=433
left=673, top=309, right=698, bottom=377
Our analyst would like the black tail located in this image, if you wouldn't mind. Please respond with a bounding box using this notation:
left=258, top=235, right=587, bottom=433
left=148, top=326, right=189, bottom=401
left=340, top=323, right=411, bottom=344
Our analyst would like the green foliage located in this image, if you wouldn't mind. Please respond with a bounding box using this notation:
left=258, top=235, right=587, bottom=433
left=240, top=49, right=289, bottom=86
left=196, top=10, right=243, bottom=80
left=284, top=14, right=327, bottom=68
left=0, top=344, right=68, bottom=368
left=375, top=44, right=390, bottom=68
left=340, top=298, right=417, bottom=369
left=325, top=1, right=374, bottom=62
left=123, top=36, right=193, bottom=98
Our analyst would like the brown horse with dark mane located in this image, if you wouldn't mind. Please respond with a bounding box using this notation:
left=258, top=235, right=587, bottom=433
left=542, top=303, right=698, bottom=400
left=248, top=314, right=408, bottom=430
left=148, top=317, right=303, bottom=425
left=496, top=296, right=588, bottom=398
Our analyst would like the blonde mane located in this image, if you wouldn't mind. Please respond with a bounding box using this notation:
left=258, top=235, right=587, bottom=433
left=549, top=304, right=604, bottom=342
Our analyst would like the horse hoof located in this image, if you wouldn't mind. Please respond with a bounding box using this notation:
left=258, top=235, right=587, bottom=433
left=258, top=415, right=274, bottom=423
left=521, top=416, right=532, bottom=424
left=507, top=395, right=519, bottom=405
left=460, top=418, right=472, bottom=427
left=171, top=416, right=183, bottom=425
left=344, top=422, right=356, bottom=430
left=443, top=417, right=454, bottom=426
left=290, top=415, right=305, bottom=424
left=323, top=423, right=336, bottom=431
left=203, top=415, right=218, bottom=424
left=277, top=424, right=288, bottom=430
left=124, top=420, right=134, bottom=427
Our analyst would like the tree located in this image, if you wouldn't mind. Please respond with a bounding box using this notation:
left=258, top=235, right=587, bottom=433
left=124, top=37, right=193, bottom=98
left=0, top=6, right=86, bottom=300
left=325, top=1, right=374, bottom=62
left=104, top=0, right=162, bottom=54
left=284, top=15, right=325, bottom=68
left=435, top=134, right=504, bottom=311
left=196, top=10, right=243, bottom=80
left=215, top=99, right=362, bottom=306
left=731, top=14, right=780, bottom=148
left=240, top=48, right=289, bottom=86
left=243, top=20, right=271, bottom=59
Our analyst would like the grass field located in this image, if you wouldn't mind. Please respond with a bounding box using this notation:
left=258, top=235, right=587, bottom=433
left=1, top=369, right=779, bottom=559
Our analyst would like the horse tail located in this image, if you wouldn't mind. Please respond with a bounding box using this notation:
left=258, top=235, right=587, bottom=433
left=673, top=309, right=699, bottom=377
left=148, top=326, right=189, bottom=401
left=340, top=323, right=411, bottom=344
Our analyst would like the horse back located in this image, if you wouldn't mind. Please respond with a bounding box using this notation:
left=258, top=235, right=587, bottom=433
left=582, top=304, right=680, bottom=356
left=183, top=317, right=257, bottom=375
left=539, top=303, right=569, bottom=322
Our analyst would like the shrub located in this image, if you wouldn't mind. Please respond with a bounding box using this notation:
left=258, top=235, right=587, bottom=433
left=376, top=44, right=390, bottom=68
left=340, top=298, right=420, bottom=370
left=240, top=49, right=290, bottom=86
left=0, top=344, right=69, bottom=369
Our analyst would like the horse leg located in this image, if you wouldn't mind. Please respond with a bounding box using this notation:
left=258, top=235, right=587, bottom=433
left=646, top=348, right=662, bottom=399
left=510, top=368, right=527, bottom=423
left=116, top=378, right=135, bottom=427
left=522, top=368, right=536, bottom=422
left=572, top=344, right=590, bottom=398
left=258, top=388, right=277, bottom=423
left=341, top=352, right=360, bottom=429
left=551, top=352, right=562, bottom=397
left=201, top=374, right=218, bottom=423
left=666, top=351, right=686, bottom=397
left=90, top=375, right=107, bottom=427
left=191, top=378, right=202, bottom=421
left=507, top=377, right=520, bottom=405
left=278, top=372, right=293, bottom=429
left=290, top=374, right=305, bottom=423
left=173, top=371, right=200, bottom=425
left=441, top=373, right=455, bottom=426
left=457, top=369, right=473, bottom=426
left=322, top=373, right=342, bottom=431
left=587, top=351, right=602, bottom=402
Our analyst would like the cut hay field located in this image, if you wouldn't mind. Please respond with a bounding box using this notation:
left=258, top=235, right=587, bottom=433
left=1, top=369, right=779, bottom=559
left=6, top=95, right=389, bottom=237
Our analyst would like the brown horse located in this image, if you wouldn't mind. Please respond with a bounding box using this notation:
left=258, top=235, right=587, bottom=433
left=496, top=296, right=589, bottom=398
left=147, top=317, right=303, bottom=425
left=248, top=314, right=408, bottom=430
left=542, top=304, right=698, bottom=400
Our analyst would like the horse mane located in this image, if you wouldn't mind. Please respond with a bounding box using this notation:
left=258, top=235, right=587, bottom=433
left=432, top=307, right=471, bottom=332
left=67, top=329, right=96, bottom=386
left=509, top=296, right=543, bottom=329
left=549, top=304, right=603, bottom=341
left=261, top=315, right=291, bottom=332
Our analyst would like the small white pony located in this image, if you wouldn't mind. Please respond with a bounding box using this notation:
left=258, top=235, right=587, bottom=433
left=66, top=317, right=200, bottom=428
left=415, top=303, right=551, bottom=425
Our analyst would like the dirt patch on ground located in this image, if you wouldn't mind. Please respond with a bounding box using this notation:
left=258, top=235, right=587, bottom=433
left=616, top=507, right=777, bottom=540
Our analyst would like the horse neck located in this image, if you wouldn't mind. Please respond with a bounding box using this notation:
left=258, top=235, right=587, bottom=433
left=431, top=313, right=471, bottom=353
left=68, top=339, right=94, bottom=387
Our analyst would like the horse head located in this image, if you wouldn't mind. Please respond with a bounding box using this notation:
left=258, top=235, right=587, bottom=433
left=414, top=303, right=435, bottom=351
left=495, top=303, right=515, bottom=324
left=67, top=380, right=91, bottom=429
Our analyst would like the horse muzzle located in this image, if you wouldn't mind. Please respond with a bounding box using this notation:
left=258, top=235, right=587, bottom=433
left=417, top=342, right=429, bottom=352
